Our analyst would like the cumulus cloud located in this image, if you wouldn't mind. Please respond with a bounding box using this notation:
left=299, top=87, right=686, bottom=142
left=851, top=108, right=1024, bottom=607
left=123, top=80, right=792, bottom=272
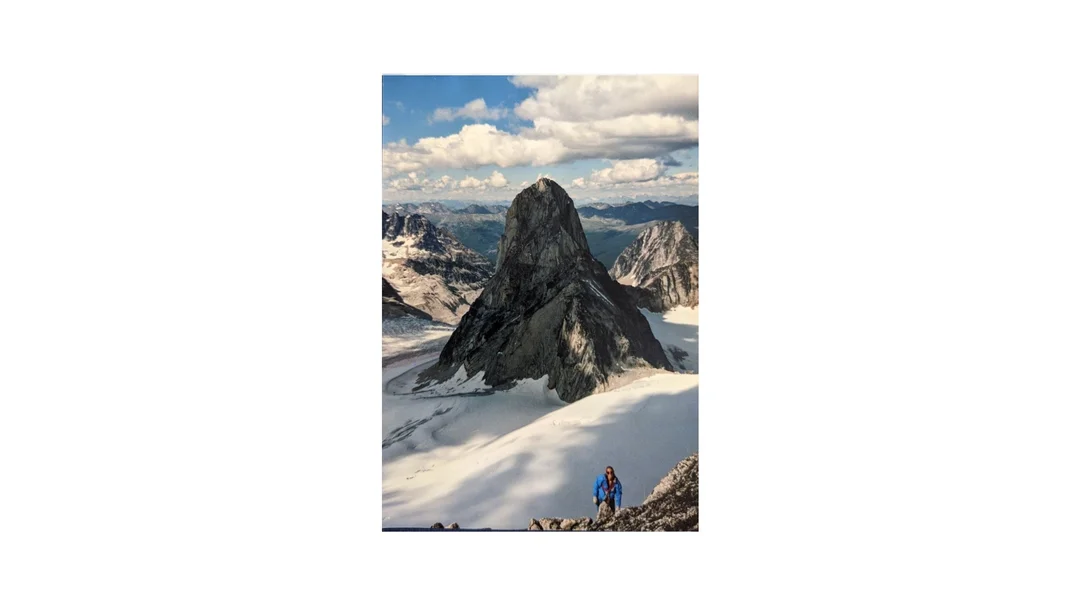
left=429, top=98, right=509, bottom=123
left=511, top=75, right=698, bottom=121
left=585, top=159, right=666, bottom=185
left=386, top=171, right=453, bottom=192
left=388, top=170, right=511, bottom=194
left=382, top=75, right=699, bottom=201
left=383, top=124, right=570, bottom=175
left=382, top=119, right=695, bottom=176
left=382, top=114, right=390, bottom=126
left=567, top=159, right=698, bottom=196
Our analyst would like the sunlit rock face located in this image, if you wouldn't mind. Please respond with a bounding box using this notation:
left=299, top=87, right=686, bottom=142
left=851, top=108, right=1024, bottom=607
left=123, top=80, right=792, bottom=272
left=609, top=220, right=698, bottom=312
left=419, top=178, right=671, bottom=403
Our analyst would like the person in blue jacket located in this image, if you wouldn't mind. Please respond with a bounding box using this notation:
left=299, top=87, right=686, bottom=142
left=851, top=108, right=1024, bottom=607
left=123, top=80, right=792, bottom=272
left=593, top=465, right=622, bottom=514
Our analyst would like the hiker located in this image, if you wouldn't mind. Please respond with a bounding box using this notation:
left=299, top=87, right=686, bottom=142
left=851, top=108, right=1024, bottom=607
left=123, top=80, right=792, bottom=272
left=593, top=465, right=622, bottom=514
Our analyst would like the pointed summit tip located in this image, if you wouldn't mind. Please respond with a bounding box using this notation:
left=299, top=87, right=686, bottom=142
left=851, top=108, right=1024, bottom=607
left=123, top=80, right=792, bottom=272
left=535, top=175, right=547, bottom=192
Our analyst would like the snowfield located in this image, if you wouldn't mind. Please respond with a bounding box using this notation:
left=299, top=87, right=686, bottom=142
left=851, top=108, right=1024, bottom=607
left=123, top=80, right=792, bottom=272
left=382, top=307, right=699, bottom=529
left=641, top=306, right=698, bottom=373
left=381, top=317, right=454, bottom=366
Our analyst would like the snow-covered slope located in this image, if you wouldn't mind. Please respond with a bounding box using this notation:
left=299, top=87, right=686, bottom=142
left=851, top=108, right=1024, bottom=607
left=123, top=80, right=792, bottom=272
left=382, top=212, right=494, bottom=324
left=641, top=306, right=698, bottom=372
left=382, top=309, right=699, bottom=529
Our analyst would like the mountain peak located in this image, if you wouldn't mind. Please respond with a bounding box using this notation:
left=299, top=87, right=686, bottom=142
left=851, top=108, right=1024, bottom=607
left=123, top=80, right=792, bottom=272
left=420, top=179, right=671, bottom=403
left=496, top=178, right=589, bottom=269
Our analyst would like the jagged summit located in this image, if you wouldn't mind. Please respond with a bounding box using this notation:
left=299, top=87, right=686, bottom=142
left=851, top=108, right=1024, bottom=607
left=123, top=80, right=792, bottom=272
left=610, top=220, right=699, bottom=312
left=419, top=178, right=671, bottom=403
left=496, top=177, right=590, bottom=269
left=381, top=211, right=494, bottom=324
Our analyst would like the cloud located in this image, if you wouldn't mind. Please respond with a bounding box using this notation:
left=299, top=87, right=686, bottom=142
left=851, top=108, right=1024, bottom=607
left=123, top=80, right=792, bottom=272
left=510, top=75, right=698, bottom=121
left=457, top=175, right=485, bottom=189
left=382, top=118, right=695, bottom=176
left=383, top=75, right=699, bottom=202
left=388, top=170, right=511, bottom=194
left=394, top=101, right=405, bottom=112
left=657, top=154, right=682, bottom=167
left=429, top=98, right=509, bottom=123
left=382, top=114, right=390, bottom=126
left=383, top=124, right=570, bottom=175
left=567, top=158, right=698, bottom=196
left=386, top=171, right=453, bottom=192
left=583, top=159, right=667, bottom=185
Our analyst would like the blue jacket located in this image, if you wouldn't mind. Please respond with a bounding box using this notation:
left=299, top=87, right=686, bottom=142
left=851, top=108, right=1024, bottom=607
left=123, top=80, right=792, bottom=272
left=593, top=473, right=622, bottom=508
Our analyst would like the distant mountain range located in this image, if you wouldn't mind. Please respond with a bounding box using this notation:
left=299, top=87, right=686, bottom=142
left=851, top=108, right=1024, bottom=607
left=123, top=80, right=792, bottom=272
left=380, top=200, right=698, bottom=268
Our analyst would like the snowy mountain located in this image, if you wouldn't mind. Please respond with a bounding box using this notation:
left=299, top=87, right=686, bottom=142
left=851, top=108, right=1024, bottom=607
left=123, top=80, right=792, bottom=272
left=417, top=178, right=670, bottom=403
left=382, top=212, right=494, bottom=324
left=382, top=278, right=432, bottom=321
left=610, top=220, right=699, bottom=312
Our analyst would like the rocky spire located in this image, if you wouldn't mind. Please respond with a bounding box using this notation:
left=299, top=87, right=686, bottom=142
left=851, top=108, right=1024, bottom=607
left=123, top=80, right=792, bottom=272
left=418, top=178, right=671, bottom=402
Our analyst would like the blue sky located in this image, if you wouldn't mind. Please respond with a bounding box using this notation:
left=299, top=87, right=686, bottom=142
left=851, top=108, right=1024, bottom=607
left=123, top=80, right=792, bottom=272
left=381, top=76, right=699, bottom=203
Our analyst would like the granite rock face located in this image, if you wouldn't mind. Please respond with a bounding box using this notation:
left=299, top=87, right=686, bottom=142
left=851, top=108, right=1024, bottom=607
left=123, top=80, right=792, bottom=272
left=609, top=220, right=698, bottom=312
left=382, top=211, right=494, bottom=324
left=418, top=178, right=671, bottom=403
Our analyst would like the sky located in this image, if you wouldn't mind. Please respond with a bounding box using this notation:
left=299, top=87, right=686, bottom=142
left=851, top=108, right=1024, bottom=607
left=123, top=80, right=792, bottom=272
left=382, top=76, right=698, bottom=204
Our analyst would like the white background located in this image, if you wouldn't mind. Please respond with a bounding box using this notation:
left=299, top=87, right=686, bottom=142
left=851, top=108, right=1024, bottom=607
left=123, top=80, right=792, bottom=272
left=2, top=1, right=1079, bottom=605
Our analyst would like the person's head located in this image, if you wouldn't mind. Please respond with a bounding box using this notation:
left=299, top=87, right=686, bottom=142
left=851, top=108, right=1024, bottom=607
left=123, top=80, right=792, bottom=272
left=605, top=466, right=615, bottom=479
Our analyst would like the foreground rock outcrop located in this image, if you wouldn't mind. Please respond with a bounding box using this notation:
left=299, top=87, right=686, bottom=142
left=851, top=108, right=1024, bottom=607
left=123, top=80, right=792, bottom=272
left=418, top=178, right=671, bottom=402
left=610, top=220, right=699, bottom=312
left=527, top=453, right=699, bottom=532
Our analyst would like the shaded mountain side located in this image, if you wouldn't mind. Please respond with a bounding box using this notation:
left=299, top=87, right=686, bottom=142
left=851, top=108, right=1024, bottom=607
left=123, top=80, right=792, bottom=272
left=418, top=178, right=671, bottom=403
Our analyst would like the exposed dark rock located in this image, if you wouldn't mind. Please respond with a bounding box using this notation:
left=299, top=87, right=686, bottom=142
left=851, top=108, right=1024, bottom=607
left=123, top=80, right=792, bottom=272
left=528, top=518, right=542, bottom=531
left=610, top=220, right=698, bottom=312
left=448, top=522, right=460, bottom=530
left=418, top=178, right=672, bottom=403
left=430, top=522, right=444, bottom=529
